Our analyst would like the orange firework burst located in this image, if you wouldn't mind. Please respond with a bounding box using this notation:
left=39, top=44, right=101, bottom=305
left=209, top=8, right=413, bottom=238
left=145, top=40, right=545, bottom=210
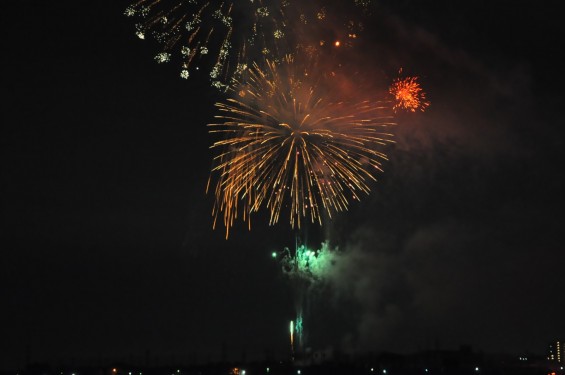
left=207, top=55, right=395, bottom=238
left=389, top=70, right=430, bottom=113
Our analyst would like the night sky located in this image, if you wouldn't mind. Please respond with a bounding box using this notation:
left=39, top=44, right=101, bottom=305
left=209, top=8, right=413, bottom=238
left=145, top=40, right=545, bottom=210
left=2, top=0, right=564, bottom=370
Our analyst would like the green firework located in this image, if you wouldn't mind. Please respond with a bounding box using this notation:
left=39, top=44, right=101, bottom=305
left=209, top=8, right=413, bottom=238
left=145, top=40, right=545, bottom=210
left=280, top=241, right=339, bottom=283
left=275, top=240, right=339, bottom=352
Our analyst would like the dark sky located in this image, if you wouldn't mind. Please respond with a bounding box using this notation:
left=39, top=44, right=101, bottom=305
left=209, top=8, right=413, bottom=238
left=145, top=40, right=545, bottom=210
left=2, top=0, right=564, bottom=370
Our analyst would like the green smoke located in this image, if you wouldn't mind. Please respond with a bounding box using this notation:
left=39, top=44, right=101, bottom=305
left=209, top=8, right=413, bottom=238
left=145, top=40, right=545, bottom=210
left=280, top=241, right=339, bottom=283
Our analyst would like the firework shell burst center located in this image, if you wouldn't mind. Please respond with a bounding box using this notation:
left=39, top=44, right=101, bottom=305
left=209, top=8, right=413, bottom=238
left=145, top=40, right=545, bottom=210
left=207, top=55, right=396, bottom=238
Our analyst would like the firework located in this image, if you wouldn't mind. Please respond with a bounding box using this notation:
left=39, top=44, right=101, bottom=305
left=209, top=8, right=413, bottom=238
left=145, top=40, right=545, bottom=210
left=279, top=241, right=339, bottom=283
left=290, top=2, right=368, bottom=57
left=289, top=320, right=294, bottom=357
left=125, top=0, right=290, bottom=89
left=207, top=55, right=395, bottom=238
left=389, top=69, right=430, bottom=112
left=124, top=0, right=373, bottom=88
left=276, top=240, right=340, bottom=352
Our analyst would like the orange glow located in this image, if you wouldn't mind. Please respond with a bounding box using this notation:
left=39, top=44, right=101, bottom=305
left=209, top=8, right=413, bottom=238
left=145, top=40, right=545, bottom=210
left=334, top=40, right=341, bottom=47
left=112, top=369, right=117, bottom=374
left=389, top=70, right=430, bottom=113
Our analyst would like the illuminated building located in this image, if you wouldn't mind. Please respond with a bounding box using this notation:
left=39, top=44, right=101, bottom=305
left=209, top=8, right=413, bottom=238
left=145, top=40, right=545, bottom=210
left=548, top=340, right=563, bottom=364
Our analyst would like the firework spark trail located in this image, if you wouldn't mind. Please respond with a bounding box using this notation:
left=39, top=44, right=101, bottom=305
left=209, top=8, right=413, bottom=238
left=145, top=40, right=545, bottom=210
left=124, top=0, right=374, bottom=88
left=125, top=0, right=290, bottom=89
left=389, top=69, right=430, bottom=113
left=207, top=55, right=395, bottom=238
left=290, top=320, right=294, bottom=356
